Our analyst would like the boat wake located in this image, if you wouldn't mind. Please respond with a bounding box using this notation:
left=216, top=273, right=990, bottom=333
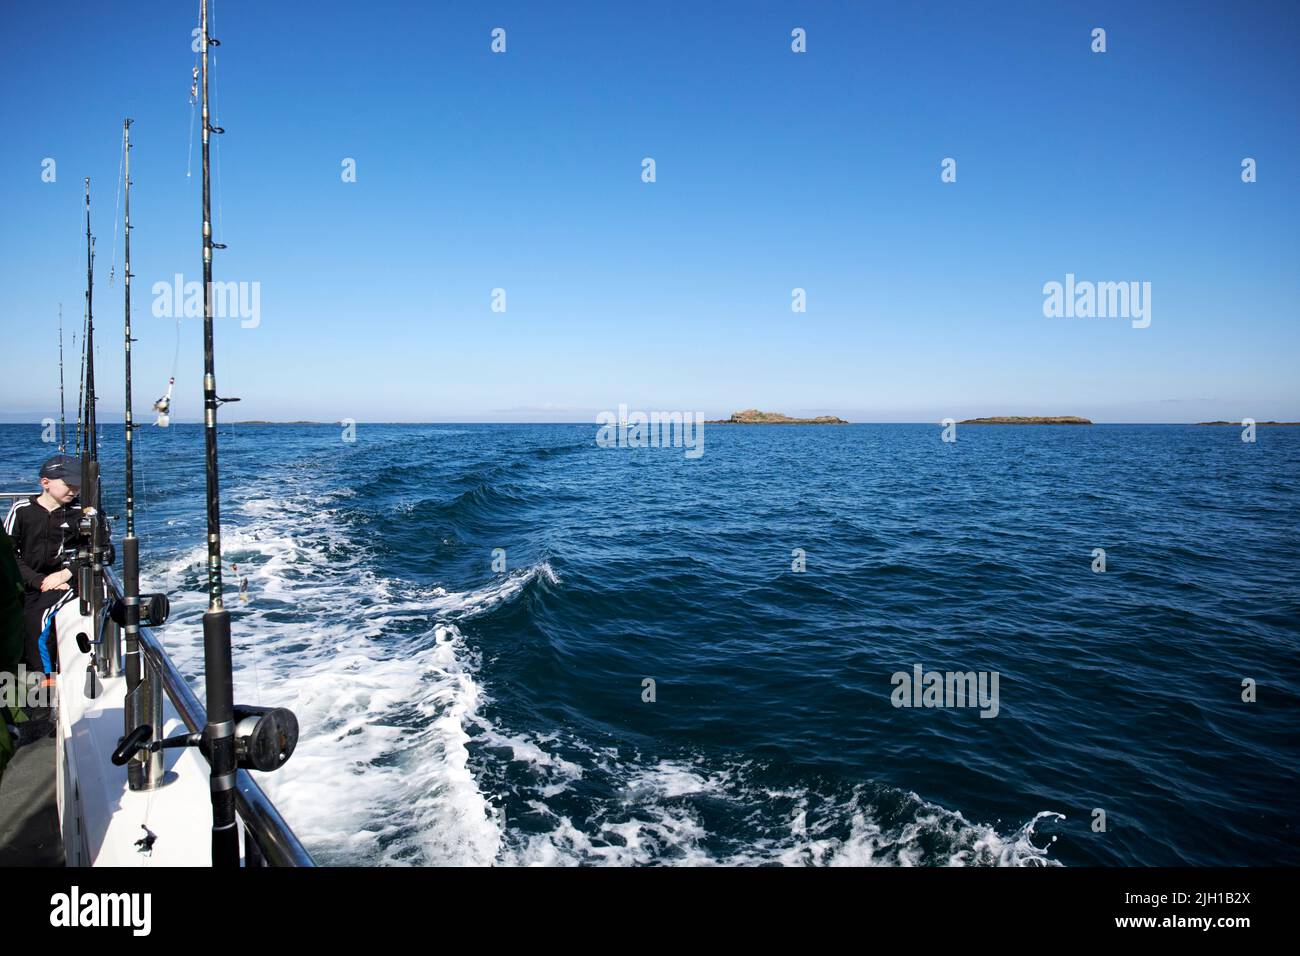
left=466, top=727, right=1065, bottom=866
left=144, top=483, right=1063, bottom=867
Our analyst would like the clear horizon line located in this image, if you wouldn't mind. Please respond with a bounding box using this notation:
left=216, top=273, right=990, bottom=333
left=2, top=419, right=1289, bottom=427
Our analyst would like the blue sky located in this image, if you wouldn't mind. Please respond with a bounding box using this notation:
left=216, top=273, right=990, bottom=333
left=1, top=0, right=1297, bottom=423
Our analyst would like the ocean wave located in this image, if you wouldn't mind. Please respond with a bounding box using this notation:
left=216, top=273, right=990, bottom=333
left=478, top=733, right=1065, bottom=867
left=143, top=478, right=1061, bottom=867
left=143, top=491, right=528, bottom=865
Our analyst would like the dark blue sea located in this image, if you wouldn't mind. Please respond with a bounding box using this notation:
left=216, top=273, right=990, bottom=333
left=3, top=422, right=1297, bottom=866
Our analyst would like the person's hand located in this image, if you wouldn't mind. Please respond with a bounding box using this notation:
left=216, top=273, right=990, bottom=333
left=40, top=569, right=72, bottom=592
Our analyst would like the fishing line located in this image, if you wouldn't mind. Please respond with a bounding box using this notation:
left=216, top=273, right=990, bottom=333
left=186, top=1, right=200, bottom=178
left=95, top=334, right=104, bottom=456
left=210, top=0, right=231, bottom=437
left=228, top=556, right=262, bottom=706
left=211, top=0, right=225, bottom=246
left=151, top=295, right=180, bottom=428
left=77, top=303, right=87, bottom=454
left=108, top=134, right=124, bottom=286
left=186, top=73, right=198, bottom=178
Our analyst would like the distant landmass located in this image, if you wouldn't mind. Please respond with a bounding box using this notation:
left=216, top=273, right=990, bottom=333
left=706, top=409, right=850, bottom=425
left=233, top=421, right=332, bottom=425
left=1195, top=420, right=1300, bottom=426
left=959, top=416, right=1092, bottom=425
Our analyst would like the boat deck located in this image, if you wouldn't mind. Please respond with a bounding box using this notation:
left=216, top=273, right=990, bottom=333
left=0, top=557, right=310, bottom=869
left=0, top=724, right=65, bottom=866
left=4, top=588, right=220, bottom=868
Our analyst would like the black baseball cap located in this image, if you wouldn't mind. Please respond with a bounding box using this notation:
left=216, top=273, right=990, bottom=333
left=40, top=454, right=83, bottom=485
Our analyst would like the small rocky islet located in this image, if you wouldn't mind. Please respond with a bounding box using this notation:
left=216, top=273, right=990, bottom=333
left=705, top=409, right=850, bottom=425
left=958, top=416, right=1092, bottom=425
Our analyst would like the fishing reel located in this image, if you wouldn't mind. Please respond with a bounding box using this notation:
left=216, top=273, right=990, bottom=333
left=57, top=542, right=79, bottom=575
left=230, top=706, right=299, bottom=772
left=112, top=705, right=299, bottom=773
left=72, top=507, right=113, bottom=559
left=55, top=542, right=81, bottom=598
left=108, top=592, right=171, bottom=628
left=74, top=506, right=97, bottom=539
left=71, top=508, right=114, bottom=618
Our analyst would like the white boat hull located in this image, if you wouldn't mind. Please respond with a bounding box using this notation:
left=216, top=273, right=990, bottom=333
left=53, top=596, right=227, bottom=866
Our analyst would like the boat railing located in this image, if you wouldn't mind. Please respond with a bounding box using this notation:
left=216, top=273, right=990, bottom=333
left=1, top=490, right=315, bottom=867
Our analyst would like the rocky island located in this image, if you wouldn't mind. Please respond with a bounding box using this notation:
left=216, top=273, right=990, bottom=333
left=706, top=409, right=850, bottom=425
left=958, top=416, right=1092, bottom=425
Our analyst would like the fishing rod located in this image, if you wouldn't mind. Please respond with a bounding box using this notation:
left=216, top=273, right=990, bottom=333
left=82, top=181, right=96, bottom=460
left=70, top=178, right=113, bottom=696
left=198, top=0, right=243, bottom=867
left=122, top=120, right=135, bottom=543
left=75, top=301, right=87, bottom=456
left=88, top=119, right=170, bottom=791
left=114, top=116, right=171, bottom=791
left=76, top=182, right=102, bottom=612
left=58, top=304, right=66, bottom=452
left=196, top=0, right=301, bottom=864
left=113, top=2, right=300, bottom=864
left=113, top=2, right=297, bottom=866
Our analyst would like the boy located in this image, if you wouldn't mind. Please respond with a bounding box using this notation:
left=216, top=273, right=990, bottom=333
left=3, top=455, right=113, bottom=673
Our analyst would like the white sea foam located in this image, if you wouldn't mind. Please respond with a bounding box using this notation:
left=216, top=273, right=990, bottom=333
left=490, top=749, right=1064, bottom=867
left=142, top=484, right=1063, bottom=867
left=143, top=490, right=532, bottom=865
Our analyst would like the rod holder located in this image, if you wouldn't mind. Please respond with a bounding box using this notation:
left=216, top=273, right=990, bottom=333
left=120, top=536, right=166, bottom=791
left=101, top=609, right=122, bottom=678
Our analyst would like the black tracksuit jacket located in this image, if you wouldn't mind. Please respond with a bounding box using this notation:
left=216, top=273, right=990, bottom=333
left=3, top=493, right=114, bottom=670
left=3, top=493, right=114, bottom=591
